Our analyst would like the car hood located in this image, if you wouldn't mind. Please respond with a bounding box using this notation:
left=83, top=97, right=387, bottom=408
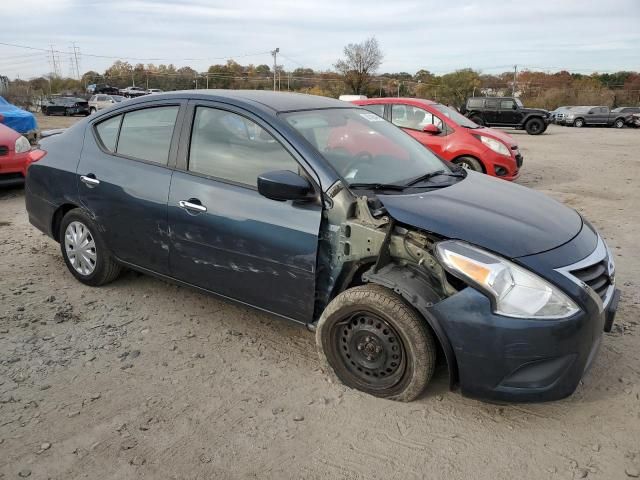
left=521, top=107, right=549, bottom=116
left=473, top=127, right=517, bottom=148
left=378, top=171, right=582, bottom=259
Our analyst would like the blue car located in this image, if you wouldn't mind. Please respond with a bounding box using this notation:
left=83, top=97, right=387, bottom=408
left=0, top=96, right=38, bottom=142
left=24, top=91, right=619, bottom=402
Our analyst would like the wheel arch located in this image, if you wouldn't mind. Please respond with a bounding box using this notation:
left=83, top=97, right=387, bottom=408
left=451, top=154, right=486, bottom=173
left=51, top=203, right=81, bottom=242
left=361, top=264, right=459, bottom=389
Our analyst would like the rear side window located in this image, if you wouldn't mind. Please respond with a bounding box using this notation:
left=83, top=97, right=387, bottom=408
left=467, top=98, right=483, bottom=109
left=188, top=107, right=299, bottom=187
left=361, top=104, right=385, bottom=117
left=95, top=115, right=122, bottom=152
left=500, top=100, right=515, bottom=110
left=116, top=106, right=179, bottom=164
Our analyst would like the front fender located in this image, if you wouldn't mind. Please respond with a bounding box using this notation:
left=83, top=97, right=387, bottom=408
left=363, top=264, right=459, bottom=388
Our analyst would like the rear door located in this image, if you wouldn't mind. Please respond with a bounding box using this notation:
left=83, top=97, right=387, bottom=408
left=77, top=100, right=186, bottom=274
left=167, top=101, right=322, bottom=322
left=483, top=99, right=499, bottom=124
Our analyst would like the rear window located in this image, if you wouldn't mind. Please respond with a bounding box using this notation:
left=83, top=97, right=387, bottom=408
left=94, top=106, right=179, bottom=164
left=95, top=115, right=122, bottom=152
left=117, top=106, right=179, bottom=164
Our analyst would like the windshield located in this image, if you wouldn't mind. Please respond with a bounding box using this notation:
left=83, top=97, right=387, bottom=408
left=111, top=95, right=125, bottom=102
left=432, top=103, right=479, bottom=128
left=515, top=98, right=524, bottom=107
left=283, top=108, right=448, bottom=186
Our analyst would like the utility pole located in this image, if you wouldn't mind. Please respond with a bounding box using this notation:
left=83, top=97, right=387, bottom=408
left=512, top=65, right=518, bottom=96
left=72, top=42, right=81, bottom=80
left=397, top=81, right=401, bottom=97
left=271, top=48, right=279, bottom=91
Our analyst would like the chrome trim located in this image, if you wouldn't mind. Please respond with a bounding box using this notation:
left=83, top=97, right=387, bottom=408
left=555, top=235, right=615, bottom=312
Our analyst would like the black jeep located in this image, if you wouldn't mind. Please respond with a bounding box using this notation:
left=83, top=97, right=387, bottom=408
left=462, top=97, right=550, bottom=135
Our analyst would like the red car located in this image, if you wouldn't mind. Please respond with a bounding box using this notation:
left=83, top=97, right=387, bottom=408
left=351, top=98, right=522, bottom=180
left=0, top=119, right=45, bottom=187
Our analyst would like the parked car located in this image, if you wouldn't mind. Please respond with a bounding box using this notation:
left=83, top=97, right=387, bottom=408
left=0, top=96, right=39, bottom=143
left=565, top=106, right=633, bottom=128
left=88, top=94, right=126, bottom=113
left=612, top=106, right=640, bottom=114
left=462, top=97, right=550, bottom=135
left=25, top=91, right=619, bottom=403
left=549, top=106, right=574, bottom=125
left=0, top=121, right=45, bottom=187
left=147, top=88, right=163, bottom=94
left=352, top=98, right=522, bottom=180
left=119, top=86, right=147, bottom=98
left=87, top=84, right=120, bottom=95
left=42, top=97, right=90, bottom=117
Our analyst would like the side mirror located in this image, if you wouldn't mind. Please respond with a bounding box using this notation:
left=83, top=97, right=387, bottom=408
left=257, top=170, right=313, bottom=201
left=512, top=103, right=517, bottom=110
left=422, top=124, right=441, bottom=135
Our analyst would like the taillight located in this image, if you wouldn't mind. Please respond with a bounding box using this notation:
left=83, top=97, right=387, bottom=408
left=27, top=149, right=46, bottom=168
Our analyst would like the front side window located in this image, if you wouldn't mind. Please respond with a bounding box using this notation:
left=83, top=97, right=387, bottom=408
left=283, top=108, right=446, bottom=186
left=391, top=104, right=439, bottom=130
left=189, top=107, right=300, bottom=187
left=97, top=95, right=107, bottom=102
left=500, top=100, right=515, bottom=110
left=116, top=106, right=179, bottom=164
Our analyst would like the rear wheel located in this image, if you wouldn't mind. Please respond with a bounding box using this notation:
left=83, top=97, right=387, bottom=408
left=453, top=156, right=483, bottom=172
left=614, top=118, right=625, bottom=129
left=574, top=118, right=585, bottom=128
left=316, top=285, right=436, bottom=402
left=59, top=209, right=121, bottom=286
left=525, top=117, right=545, bottom=135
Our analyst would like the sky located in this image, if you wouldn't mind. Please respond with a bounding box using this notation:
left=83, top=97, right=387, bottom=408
left=1, top=0, right=639, bottom=80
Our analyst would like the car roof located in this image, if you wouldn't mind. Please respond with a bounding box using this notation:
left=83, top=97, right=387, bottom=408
left=355, top=97, right=438, bottom=106
left=123, top=89, right=351, bottom=113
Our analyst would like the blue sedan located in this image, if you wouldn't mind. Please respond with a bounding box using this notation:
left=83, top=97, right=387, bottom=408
left=24, top=91, right=619, bottom=402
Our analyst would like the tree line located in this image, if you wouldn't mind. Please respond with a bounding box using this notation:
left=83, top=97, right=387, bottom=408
left=4, top=37, right=640, bottom=110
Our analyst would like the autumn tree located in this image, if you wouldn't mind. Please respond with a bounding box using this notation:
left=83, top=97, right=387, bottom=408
left=335, top=37, right=383, bottom=94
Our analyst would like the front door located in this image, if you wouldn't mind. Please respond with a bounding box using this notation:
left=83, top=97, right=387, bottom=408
left=390, top=104, right=448, bottom=156
left=498, top=99, right=521, bottom=125
left=167, top=102, right=322, bottom=322
left=76, top=101, right=184, bottom=274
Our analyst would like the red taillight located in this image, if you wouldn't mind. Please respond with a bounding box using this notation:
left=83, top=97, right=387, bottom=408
left=27, top=149, right=46, bottom=168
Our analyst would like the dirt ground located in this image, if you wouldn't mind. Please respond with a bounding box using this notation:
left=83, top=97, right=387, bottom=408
left=1, top=117, right=639, bottom=480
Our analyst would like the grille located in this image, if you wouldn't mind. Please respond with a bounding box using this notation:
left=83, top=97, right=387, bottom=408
left=570, top=258, right=611, bottom=301
left=0, top=146, right=8, bottom=156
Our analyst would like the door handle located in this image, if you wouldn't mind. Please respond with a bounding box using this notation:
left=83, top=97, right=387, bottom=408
left=178, top=200, right=207, bottom=213
left=80, top=175, right=100, bottom=187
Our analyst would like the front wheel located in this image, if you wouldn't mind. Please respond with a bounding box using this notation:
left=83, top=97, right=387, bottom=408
left=574, top=118, right=585, bottom=128
left=60, top=209, right=122, bottom=286
left=316, top=285, right=436, bottom=402
left=614, top=118, right=625, bottom=129
left=525, top=117, right=545, bottom=135
left=453, top=156, right=483, bottom=172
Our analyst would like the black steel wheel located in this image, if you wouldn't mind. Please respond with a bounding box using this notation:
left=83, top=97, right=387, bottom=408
left=316, top=284, right=436, bottom=402
left=525, top=117, right=545, bottom=135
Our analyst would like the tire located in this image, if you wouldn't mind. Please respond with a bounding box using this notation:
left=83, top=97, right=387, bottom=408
left=43, top=107, right=49, bottom=116
left=64, top=108, right=70, bottom=117
left=316, top=284, right=436, bottom=402
left=525, top=117, right=545, bottom=135
left=453, top=156, right=483, bottom=172
left=470, top=115, right=484, bottom=126
left=574, top=118, right=585, bottom=128
left=89, top=107, right=96, bottom=114
left=59, top=209, right=122, bottom=287
left=614, top=118, right=625, bottom=129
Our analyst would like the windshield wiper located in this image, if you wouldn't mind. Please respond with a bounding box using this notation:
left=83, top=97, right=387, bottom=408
left=348, top=182, right=407, bottom=192
left=403, top=169, right=465, bottom=187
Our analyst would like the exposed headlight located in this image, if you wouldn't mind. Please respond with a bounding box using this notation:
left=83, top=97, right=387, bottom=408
left=14, top=136, right=31, bottom=154
left=436, top=240, right=580, bottom=319
left=475, top=135, right=511, bottom=157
